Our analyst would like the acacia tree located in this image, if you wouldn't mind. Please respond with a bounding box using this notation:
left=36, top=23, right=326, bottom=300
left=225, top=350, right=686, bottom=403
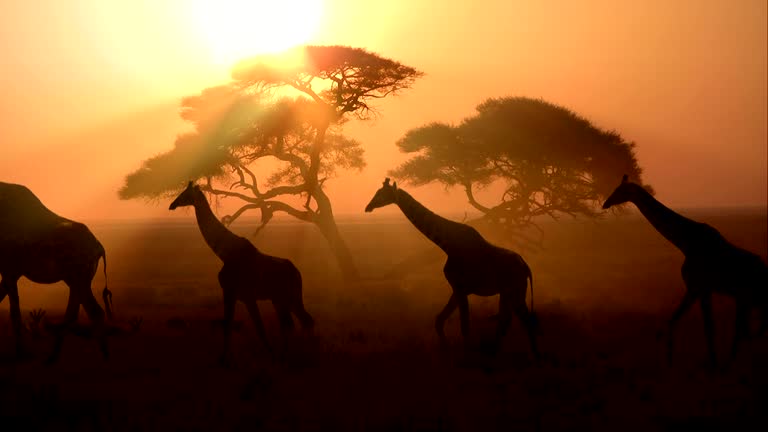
left=120, top=45, right=423, bottom=280
left=391, top=96, right=650, bottom=247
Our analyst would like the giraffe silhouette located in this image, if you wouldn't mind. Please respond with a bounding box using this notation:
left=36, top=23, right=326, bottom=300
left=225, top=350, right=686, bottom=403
left=0, top=181, right=113, bottom=363
left=365, top=178, right=539, bottom=359
left=603, top=175, right=768, bottom=368
left=169, top=181, right=314, bottom=365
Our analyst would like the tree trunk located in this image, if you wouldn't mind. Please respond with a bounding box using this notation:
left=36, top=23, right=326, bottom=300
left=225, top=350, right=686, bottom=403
left=315, top=215, right=360, bottom=282
left=312, top=188, right=360, bottom=282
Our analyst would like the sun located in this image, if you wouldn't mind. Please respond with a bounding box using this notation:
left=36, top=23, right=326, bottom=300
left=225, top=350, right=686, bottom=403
left=190, top=0, right=323, bottom=68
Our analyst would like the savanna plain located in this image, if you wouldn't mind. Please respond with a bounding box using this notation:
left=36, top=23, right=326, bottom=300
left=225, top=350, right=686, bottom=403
left=1, top=208, right=766, bottom=431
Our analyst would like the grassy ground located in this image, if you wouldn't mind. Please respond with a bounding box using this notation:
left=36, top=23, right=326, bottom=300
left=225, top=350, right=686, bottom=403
left=1, top=209, right=767, bottom=431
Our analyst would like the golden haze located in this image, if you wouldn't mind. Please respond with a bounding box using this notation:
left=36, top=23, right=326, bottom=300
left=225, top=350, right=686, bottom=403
left=0, top=0, right=765, bottom=221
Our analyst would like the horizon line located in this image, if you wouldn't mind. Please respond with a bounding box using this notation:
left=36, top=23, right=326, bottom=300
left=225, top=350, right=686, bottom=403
left=80, top=203, right=768, bottom=225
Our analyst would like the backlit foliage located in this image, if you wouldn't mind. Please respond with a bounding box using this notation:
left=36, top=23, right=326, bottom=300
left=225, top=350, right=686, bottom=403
left=120, top=46, right=422, bottom=279
left=392, top=97, right=650, bottom=243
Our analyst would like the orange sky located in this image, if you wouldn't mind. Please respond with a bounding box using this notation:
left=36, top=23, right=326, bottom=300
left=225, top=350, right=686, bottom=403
left=0, top=0, right=766, bottom=222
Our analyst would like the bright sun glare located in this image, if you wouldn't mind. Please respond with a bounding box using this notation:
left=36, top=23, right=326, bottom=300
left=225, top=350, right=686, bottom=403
left=191, top=0, right=323, bottom=67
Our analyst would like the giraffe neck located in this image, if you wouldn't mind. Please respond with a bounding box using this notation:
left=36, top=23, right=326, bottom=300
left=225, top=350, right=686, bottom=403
left=394, top=189, right=483, bottom=254
left=192, top=195, right=246, bottom=261
left=628, top=184, right=711, bottom=255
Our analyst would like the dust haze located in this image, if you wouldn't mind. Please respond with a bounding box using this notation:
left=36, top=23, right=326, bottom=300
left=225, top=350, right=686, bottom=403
left=1, top=1, right=767, bottom=431
left=3, top=207, right=767, bottom=430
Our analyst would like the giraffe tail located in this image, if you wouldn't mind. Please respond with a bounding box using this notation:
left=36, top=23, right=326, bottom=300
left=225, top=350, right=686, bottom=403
left=99, top=245, right=113, bottom=321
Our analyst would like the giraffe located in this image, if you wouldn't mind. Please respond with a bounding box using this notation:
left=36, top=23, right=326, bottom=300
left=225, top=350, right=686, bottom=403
left=169, top=181, right=314, bottom=365
left=365, top=178, right=539, bottom=359
left=603, top=175, right=768, bottom=368
left=0, top=181, right=113, bottom=363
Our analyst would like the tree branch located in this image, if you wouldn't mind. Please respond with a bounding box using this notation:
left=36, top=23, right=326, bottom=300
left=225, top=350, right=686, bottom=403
left=221, top=204, right=262, bottom=226
left=230, top=163, right=261, bottom=197
left=260, top=183, right=307, bottom=200
left=288, top=76, right=326, bottom=105
left=262, top=200, right=315, bottom=222
left=200, top=184, right=259, bottom=203
left=273, top=150, right=310, bottom=178
left=463, top=181, right=491, bottom=214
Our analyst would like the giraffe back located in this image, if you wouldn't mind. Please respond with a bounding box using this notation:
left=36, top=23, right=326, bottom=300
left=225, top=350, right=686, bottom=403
left=0, top=182, right=89, bottom=273
left=444, top=242, right=531, bottom=297
left=0, top=182, right=106, bottom=287
left=219, top=241, right=302, bottom=303
left=0, top=182, right=67, bottom=236
left=682, top=237, right=768, bottom=302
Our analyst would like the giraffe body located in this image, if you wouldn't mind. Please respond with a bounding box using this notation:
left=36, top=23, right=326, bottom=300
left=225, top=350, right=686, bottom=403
left=366, top=178, right=538, bottom=359
left=603, top=175, right=768, bottom=368
left=682, top=237, right=767, bottom=300
left=170, top=182, right=313, bottom=365
left=443, top=245, right=532, bottom=298
left=0, top=181, right=113, bottom=363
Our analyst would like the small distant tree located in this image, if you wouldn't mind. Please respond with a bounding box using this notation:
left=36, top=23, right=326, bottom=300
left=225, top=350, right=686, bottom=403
left=120, top=45, right=423, bottom=280
left=391, top=96, right=649, bottom=247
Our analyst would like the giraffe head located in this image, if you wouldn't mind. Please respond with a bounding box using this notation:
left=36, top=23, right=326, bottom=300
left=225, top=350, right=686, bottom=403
left=602, top=174, right=635, bottom=209
left=365, top=177, right=398, bottom=212
left=169, top=181, right=204, bottom=210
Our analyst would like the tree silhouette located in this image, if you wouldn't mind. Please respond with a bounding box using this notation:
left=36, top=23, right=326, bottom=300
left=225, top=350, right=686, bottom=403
left=120, top=45, right=423, bottom=280
left=391, top=97, right=649, bottom=246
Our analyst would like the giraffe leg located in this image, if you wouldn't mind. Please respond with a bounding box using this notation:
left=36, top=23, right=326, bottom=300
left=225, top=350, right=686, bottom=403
left=457, top=295, right=470, bottom=349
left=662, top=289, right=698, bottom=366
left=492, top=294, right=514, bottom=353
left=435, top=294, right=458, bottom=347
left=512, top=301, right=540, bottom=363
left=728, top=301, right=750, bottom=366
left=275, top=301, right=298, bottom=361
left=292, top=301, right=315, bottom=331
left=245, top=300, right=272, bottom=353
left=46, top=292, right=82, bottom=365
left=219, top=293, right=237, bottom=367
left=81, top=290, right=109, bottom=361
left=2, top=278, right=26, bottom=358
left=288, top=268, right=313, bottom=331
left=273, top=300, right=295, bottom=336
left=0, top=280, right=7, bottom=304
left=699, top=292, right=717, bottom=369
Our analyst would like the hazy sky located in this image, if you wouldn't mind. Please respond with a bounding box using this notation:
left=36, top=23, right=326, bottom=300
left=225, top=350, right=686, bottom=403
left=1, top=0, right=765, bottom=221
